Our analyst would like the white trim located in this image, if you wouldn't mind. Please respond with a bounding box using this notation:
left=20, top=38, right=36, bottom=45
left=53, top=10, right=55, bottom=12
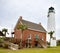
left=28, top=28, right=46, bottom=33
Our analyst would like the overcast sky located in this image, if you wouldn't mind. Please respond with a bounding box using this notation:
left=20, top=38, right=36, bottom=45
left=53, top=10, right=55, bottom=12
left=0, top=0, right=60, bottom=40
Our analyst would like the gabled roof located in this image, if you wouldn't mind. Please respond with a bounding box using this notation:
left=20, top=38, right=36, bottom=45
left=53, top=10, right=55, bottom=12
left=22, top=20, right=46, bottom=32
left=14, top=16, right=46, bottom=32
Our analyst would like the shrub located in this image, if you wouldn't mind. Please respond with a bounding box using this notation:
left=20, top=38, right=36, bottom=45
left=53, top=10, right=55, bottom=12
left=0, top=37, right=4, bottom=47
left=2, top=41, right=9, bottom=48
left=57, top=40, right=60, bottom=46
left=47, top=41, right=50, bottom=45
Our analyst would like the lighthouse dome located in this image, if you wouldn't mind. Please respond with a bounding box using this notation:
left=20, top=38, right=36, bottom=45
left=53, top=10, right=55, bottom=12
left=49, top=7, right=54, bottom=10
left=48, top=7, right=55, bottom=13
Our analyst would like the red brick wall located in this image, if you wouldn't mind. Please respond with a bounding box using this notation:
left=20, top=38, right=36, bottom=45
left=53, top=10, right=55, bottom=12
left=14, top=29, right=46, bottom=40
left=14, top=29, right=46, bottom=47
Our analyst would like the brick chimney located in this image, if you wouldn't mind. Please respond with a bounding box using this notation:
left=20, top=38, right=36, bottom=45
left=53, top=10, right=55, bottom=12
left=39, top=22, right=41, bottom=25
left=20, top=16, right=22, bottom=21
left=19, top=16, right=23, bottom=24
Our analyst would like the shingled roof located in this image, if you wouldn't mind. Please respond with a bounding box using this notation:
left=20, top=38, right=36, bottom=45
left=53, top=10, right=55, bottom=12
left=15, top=16, right=46, bottom=32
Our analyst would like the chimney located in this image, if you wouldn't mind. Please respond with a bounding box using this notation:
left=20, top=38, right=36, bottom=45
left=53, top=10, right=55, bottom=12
left=20, top=16, right=22, bottom=20
left=39, top=22, right=41, bottom=25
left=19, top=16, right=23, bottom=24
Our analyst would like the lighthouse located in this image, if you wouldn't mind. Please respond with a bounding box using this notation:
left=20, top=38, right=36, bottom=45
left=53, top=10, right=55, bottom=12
left=47, top=7, right=56, bottom=46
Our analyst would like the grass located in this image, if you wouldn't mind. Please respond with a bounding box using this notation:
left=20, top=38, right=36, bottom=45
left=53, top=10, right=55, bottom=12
left=0, top=46, right=60, bottom=53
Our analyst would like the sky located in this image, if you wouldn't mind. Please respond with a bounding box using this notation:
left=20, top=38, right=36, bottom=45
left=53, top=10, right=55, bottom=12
left=0, top=0, right=60, bottom=40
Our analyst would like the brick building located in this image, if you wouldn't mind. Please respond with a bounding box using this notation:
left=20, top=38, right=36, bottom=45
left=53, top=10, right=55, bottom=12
left=14, top=16, right=47, bottom=48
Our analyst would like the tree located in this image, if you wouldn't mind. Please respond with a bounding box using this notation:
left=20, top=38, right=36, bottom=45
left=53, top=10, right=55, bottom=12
left=17, top=24, right=28, bottom=48
left=48, top=31, right=55, bottom=45
left=11, top=32, right=14, bottom=38
left=2, top=28, right=8, bottom=36
left=48, top=31, right=55, bottom=38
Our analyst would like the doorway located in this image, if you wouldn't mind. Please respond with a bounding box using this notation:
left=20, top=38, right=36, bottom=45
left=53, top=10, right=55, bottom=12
left=35, top=41, right=38, bottom=47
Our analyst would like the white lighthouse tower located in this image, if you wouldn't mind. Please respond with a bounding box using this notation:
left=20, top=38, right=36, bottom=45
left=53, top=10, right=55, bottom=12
left=47, top=7, right=56, bottom=46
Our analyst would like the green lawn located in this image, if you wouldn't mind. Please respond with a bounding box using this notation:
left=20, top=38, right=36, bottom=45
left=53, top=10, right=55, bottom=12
left=0, top=46, right=60, bottom=53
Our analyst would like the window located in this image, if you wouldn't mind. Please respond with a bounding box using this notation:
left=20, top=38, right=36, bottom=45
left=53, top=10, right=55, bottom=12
left=28, top=34, right=32, bottom=40
left=35, top=34, right=39, bottom=40
left=42, top=36, right=44, bottom=40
